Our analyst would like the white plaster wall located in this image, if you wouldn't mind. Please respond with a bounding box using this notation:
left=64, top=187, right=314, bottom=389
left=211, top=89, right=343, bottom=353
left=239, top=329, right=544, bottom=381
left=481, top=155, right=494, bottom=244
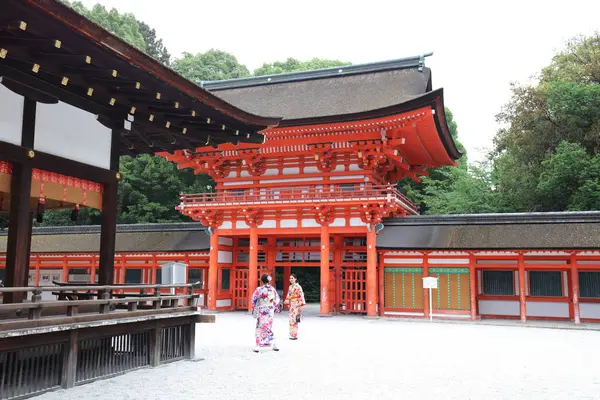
left=236, top=221, right=250, bottom=229
left=283, top=167, right=301, bottom=174
left=301, top=219, right=319, bottom=228
left=428, top=258, right=469, bottom=265
left=197, top=293, right=205, bottom=307
left=218, top=237, right=233, bottom=246
left=261, top=177, right=321, bottom=184
left=330, top=218, right=346, bottom=227
left=384, top=258, right=424, bottom=264
left=263, top=168, right=279, bottom=176
left=526, top=301, right=569, bottom=318
left=216, top=299, right=232, bottom=307
left=220, top=221, right=233, bottom=229
left=259, top=220, right=276, bottom=228
left=35, top=101, right=112, bottom=169
left=349, top=218, right=367, bottom=227
left=330, top=175, right=363, bottom=180
left=223, top=181, right=252, bottom=186
left=478, top=300, right=520, bottom=316
left=580, top=303, right=600, bottom=319
left=240, top=170, right=251, bottom=177
left=218, top=251, right=232, bottom=263
left=0, top=84, right=24, bottom=145
left=281, top=219, right=298, bottom=228
left=349, top=164, right=361, bottom=171
left=333, top=165, right=346, bottom=172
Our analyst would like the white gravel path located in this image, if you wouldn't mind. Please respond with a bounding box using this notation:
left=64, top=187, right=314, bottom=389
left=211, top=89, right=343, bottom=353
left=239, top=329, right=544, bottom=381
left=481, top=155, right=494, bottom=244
left=35, top=309, right=600, bottom=400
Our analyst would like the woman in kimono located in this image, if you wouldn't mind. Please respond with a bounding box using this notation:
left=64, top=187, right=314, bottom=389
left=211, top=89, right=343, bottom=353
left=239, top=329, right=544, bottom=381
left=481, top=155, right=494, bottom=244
left=251, top=274, right=281, bottom=352
left=284, top=274, right=306, bottom=340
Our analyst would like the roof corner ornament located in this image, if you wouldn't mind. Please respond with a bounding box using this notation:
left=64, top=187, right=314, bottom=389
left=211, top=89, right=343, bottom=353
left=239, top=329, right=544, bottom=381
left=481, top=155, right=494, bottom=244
left=418, top=54, right=425, bottom=72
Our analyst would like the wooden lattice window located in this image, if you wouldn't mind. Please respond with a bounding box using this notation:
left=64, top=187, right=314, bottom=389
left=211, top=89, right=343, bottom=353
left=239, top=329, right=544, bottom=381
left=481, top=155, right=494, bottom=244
left=483, top=270, right=515, bottom=295
left=579, top=271, right=600, bottom=298
left=529, top=271, right=562, bottom=297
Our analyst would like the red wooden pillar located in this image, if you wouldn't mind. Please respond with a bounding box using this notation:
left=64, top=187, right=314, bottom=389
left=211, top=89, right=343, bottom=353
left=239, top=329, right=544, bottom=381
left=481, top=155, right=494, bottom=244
left=571, top=254, right=581, bottom=325
left=366, top=224, right=377, bottom=317
left=208, top=230, right=219, bottom=310
left=334, top=236, right=343, bottom=315
left=283, top=266, right=291, bottom=308
left=248, top=227, right=258, bottom=312
left=469, top=254, right=477, bottom=321
left=320, top=224, right=330, bottom=315
left=423, top=253, right=429, bottom=319
left=518, top=253, right=527, bottom=323
left=378, top=251, right=385, bottom=316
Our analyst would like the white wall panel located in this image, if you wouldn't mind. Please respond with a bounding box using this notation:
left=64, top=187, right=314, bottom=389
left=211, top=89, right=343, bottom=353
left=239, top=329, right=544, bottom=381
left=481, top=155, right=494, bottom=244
left=35, top=101, right=112, bottom=169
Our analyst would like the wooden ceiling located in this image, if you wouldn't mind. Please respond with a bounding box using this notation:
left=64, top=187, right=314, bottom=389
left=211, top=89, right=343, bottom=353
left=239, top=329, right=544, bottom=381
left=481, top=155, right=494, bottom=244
left=0, top=0, right=280, bottom=156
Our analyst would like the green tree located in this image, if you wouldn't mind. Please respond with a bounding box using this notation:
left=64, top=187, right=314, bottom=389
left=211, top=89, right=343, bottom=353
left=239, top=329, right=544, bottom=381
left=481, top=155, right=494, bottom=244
left=65, top=1, right=146, bottom=51
left=491, top=31, right=600, bottom=212
left=253, top=57, right=351, bottom=76
left=137, top=21, right=171, bottom=65
left=172, top=50, right=250, bottom=82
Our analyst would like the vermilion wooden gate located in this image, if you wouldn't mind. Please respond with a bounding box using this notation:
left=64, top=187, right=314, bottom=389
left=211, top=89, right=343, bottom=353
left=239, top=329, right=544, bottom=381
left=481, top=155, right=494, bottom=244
left=233, top=265, right=274, bottom=310
left=234, top=268, right=249, bottom=310
left=339, top=267, right=367, bottom=313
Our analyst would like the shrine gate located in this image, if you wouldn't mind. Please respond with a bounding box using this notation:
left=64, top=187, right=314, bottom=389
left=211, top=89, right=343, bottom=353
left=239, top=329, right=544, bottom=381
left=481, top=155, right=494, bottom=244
left=162, top=54, right=462, bottom=316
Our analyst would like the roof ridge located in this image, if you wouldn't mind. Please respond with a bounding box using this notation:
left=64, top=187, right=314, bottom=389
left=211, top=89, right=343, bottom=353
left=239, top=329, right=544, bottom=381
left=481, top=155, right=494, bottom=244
left=0, top=222, right=206, bottom=236
left=200, top=53, right=433, bottom=91
left=384, top=211, right=600, bottom=226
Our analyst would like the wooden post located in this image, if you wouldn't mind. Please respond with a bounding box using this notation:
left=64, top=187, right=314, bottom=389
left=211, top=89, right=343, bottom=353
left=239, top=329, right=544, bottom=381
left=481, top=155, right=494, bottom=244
left=248, top=227, right=258, bottom=312
left=4, top=163, right=33, bottom=303
left=378, top=251, right=385, bottom=316
left=423, top=253, right=429, bottom=319
left=184, top=321, right=196, bottom=360
left=283, top=266, right=291, bottom=309
left=333, top=236, right=343, bottom=315
left=320, top=224, right=330, bottom=316
left=366, top=224, right=377, bottom=317
left=207, top=229, right=218, bottom=310
left=571, top=254, right=581, bottom=325
left=61, top=330, right=79, bottom=389
left=469, top=254, right=477, bottom=321
left=149, top=323, right=161, bottom=367
left=98, top=129, right=120, bottom=286
left=518, top=253, right=527, bottom=323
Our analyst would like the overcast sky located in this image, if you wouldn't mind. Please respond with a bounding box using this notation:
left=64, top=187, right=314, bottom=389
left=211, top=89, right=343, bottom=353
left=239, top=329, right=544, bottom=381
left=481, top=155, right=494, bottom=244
left=81, top=0, right=600, bottom=163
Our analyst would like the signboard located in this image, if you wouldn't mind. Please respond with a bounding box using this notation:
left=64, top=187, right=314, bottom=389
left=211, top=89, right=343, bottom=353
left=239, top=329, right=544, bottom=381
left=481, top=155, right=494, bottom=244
left=423, top=276, right=438, bottom=289
left=422, top=276, right=438, bottom=322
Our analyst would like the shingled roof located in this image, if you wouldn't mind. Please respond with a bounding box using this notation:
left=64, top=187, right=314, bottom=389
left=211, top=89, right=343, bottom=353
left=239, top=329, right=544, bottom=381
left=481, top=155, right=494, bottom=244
left=0, top=223, right=209, bottom=253
left=378, top=212, right=600, bottom=250
left=201, top=54, right=434, bottom=125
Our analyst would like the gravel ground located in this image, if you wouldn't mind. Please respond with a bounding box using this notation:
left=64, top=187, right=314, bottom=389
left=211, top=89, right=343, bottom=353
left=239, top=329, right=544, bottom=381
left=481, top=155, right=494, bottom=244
left=35, top=308, right=600, bottom=400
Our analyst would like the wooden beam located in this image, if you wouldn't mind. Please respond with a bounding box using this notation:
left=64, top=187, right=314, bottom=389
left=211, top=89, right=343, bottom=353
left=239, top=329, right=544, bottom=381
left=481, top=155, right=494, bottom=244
left=98, top=129, right=121, bottom=285
left=3, top=98, right=36, bottom=303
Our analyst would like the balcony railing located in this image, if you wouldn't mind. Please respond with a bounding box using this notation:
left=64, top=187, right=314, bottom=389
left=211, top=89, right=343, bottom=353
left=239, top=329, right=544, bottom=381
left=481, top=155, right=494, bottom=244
left=179, top=185, right=418, bottom=215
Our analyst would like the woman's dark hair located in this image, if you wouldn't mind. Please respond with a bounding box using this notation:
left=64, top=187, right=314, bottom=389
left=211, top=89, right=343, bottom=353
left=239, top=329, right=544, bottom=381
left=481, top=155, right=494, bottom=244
left=290, top=274, right=297, bottom=282
left=261, top=274, right=270, bottom=284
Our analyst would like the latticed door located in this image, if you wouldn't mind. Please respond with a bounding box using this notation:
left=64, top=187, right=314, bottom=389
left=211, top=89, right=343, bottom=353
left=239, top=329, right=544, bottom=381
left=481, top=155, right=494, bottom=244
left=384, top=267, right=424, bottom=311
left=428, top=267, right=471, bottom=311
left=233, top=269, right=248, bottom=310
left=339, top=267, right=367, bottom=313
left=234, top=266, right=275, bottom=310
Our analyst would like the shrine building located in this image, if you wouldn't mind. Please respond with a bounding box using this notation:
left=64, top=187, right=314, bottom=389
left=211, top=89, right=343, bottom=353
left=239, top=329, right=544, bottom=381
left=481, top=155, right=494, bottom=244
left=162, top=54, right=462, bottom=317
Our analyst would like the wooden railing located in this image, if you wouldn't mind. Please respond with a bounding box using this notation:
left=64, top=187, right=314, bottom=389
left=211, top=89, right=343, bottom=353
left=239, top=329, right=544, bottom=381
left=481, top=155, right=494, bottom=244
left=0, top=283, right=200, bottom=331
left=179, top=184, right=419, bottom=214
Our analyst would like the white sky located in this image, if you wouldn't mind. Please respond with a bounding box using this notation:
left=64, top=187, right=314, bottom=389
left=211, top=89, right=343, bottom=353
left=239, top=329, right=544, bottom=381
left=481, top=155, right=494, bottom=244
left=81, top=0, right=600, bottom=163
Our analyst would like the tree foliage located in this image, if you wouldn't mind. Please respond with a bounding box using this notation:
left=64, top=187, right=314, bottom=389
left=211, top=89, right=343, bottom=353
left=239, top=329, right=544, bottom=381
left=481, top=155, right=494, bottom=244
left=253, top=58, right=351, bottom=76
left=65, top=1, right=146, bottom=51
left=172, top=50, right=250, bottom=82
left=491, top=32, right=600, bottom=213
